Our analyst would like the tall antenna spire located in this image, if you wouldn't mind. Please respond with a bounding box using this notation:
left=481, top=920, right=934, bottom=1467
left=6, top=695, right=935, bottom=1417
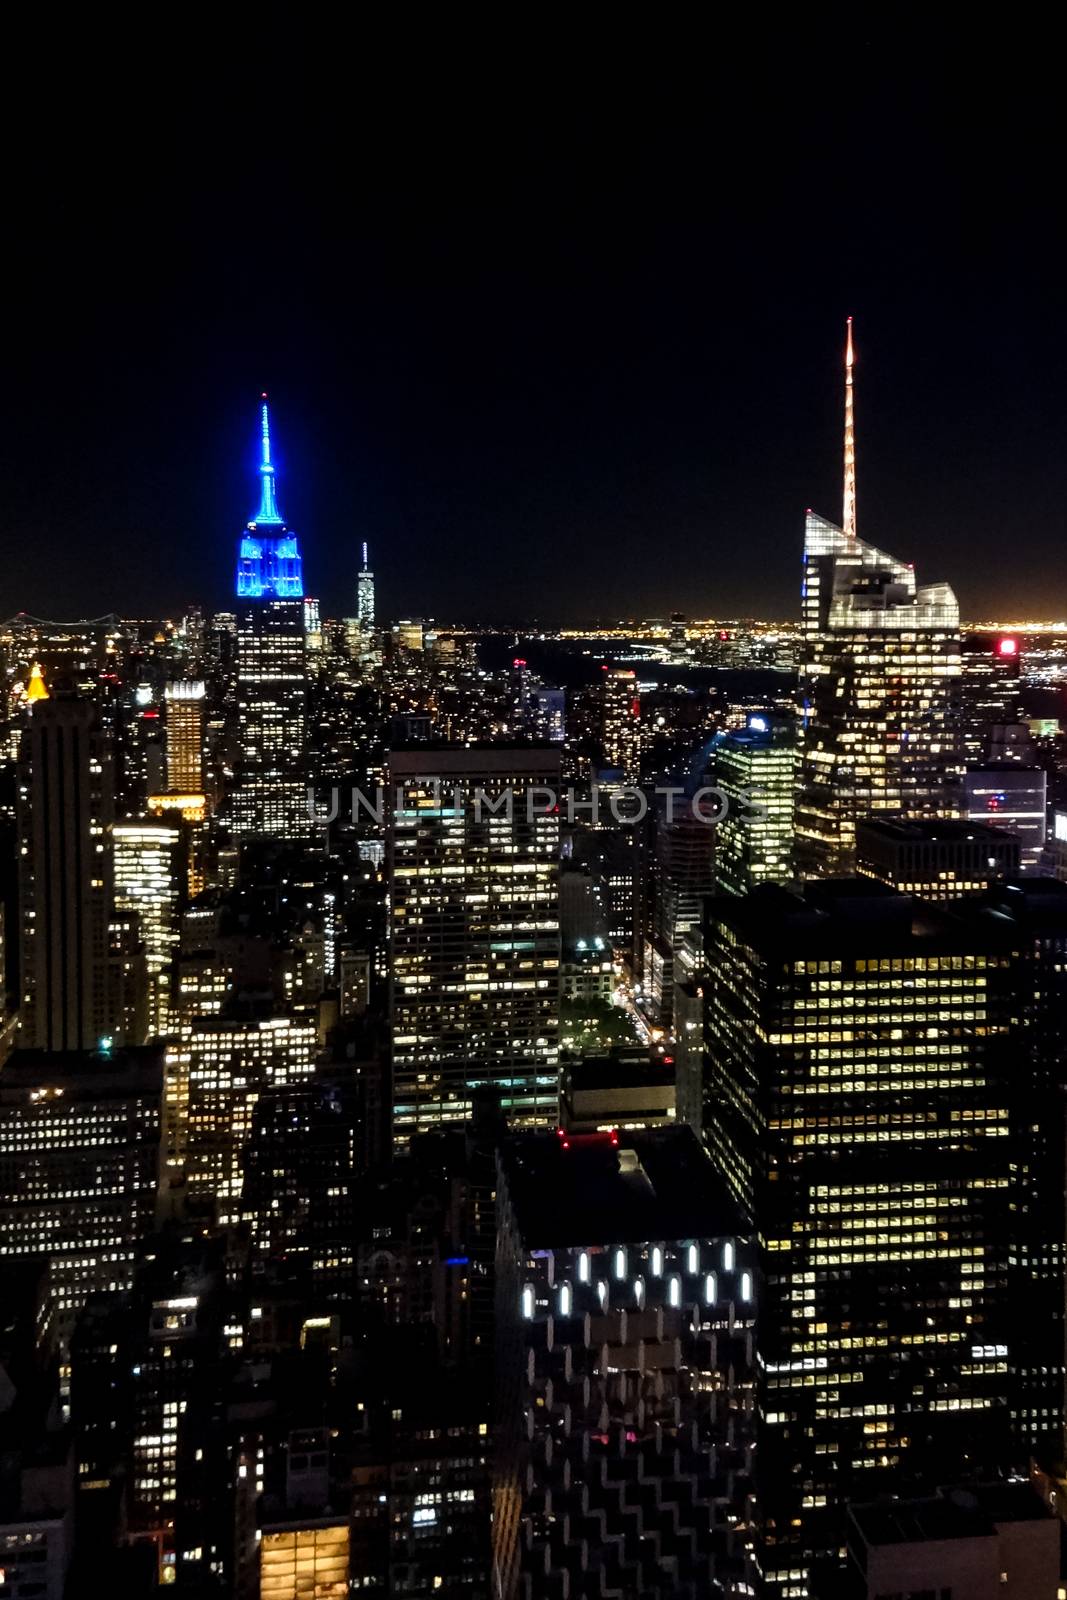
left=843, top=317, right=856, bottom=539
left=362, top=541, right=369, bottom=570
left=253, top=392, right=284, bottom=526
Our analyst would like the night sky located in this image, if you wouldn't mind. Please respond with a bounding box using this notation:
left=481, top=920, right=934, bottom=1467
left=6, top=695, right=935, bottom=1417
left=4, top=18, right=1065, bottom=624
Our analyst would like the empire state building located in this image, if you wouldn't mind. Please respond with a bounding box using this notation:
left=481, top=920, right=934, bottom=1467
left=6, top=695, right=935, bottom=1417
left=232, top=396, right=311, bottom=841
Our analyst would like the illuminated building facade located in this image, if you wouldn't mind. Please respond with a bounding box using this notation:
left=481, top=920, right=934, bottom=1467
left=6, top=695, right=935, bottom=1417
left=388, top=747, right=561, bottom=1148
left=963, top=762, right=1047, bottom=872
left=233, top=398, right=310, bottom=842
left=348, top=1379, right=492, bottom=1595
left=0, top=1048, right=162, bottom=1341
left=259, top=1524, right=349, bottom=1600
left=960, top=631, right=1023, bottom=764
left=357, top=539, right=375, bottom=629
left=796, top=326, right=962, bottom=877
left=17, top=696, right=117, bottom=1051
left=494, top=1127, right=757, bottom=1599
left=599, top=667, right=640, bottom=778
left=147, top=790, right=208, bottom=898
left=126, top=1243, right=227, bottom=1575
left=709, top=713, right=795, bottom=895
left=704, top=880, right=1046, bottom=1594
left=302, top=595, right=322, bottom=653
left=242, top=1068, right=360, bottom=1264
left=1047, top=807, right=1067, bottom=881
left=528, top=685, right=565, bottom=742
left=855, top=816, right=1021, bottom=898
left=393, top=618, right=425, bottom=652
left=796, top=509, right=962, bottom=877
left=163, top=679, right=205, bottom=792
left=185, top=1012, right=316, bottom=1224
left=113, top=822, right=181, bottom=1036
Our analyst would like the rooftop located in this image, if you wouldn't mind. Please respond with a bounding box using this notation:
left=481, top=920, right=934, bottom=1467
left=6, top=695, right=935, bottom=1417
left=500, top=1125, right=742, bottom=1249
left=565, top=1053, right=675, bottom=1092
left=706, top=879, right=1032, bottom=956
left=855, top=817, right=1018, bottom=847
left=850, top=1483, right=1052, bottom=1548
left=1, top=1046, right=164, bottom=1103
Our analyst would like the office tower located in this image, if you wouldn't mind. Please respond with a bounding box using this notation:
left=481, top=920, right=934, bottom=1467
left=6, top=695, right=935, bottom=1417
left=709, top=713, right=795, bottom=894
left=232, top=397, right=310, bottom=842
left=163, top=679, right=205, bottom=792
left=357, top=539, right=375, bottom=629
left=0, top=1047, right=162, bottom=1340
left=17, top=695, right=117, bottom=1051
left=185, top=1011, right=316, bottom=1225
left=393, top=618, right=425, bottom=652
left=651, top=808, right=717, bottom=949
left=528, top=685, right=565, bottom=742
left=347, top=1367, right=491, bottom=1595
left=493, top=1127, right=757, bottom=1599
left=639, top=808, right=715, bottom=1029
left=242, top=1066, right=361, bottom=1264
left=963, top=762, right=1047, bottom=870
left=961, top=631, right=1023, bottom=763
left=856, top=816, right=1021, bottom=898
left=113, top=822, right=181, bottom=1036
left=599, top=666, right=640, bottom=778
left=178, top=604, right=206, bottom=672
left=796, top=322, right=962, bottom=877
left=388, top=746, right=562, bottom=1148
left=704, top=880, right=1035, bottom=1593
left=509, top=656, right=532, bottom=731
left=126, top=1242, right=227, bottom=1576
left=302, top=595, right=322, bottom=653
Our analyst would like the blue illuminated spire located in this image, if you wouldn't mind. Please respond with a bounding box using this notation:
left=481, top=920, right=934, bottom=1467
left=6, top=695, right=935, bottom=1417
left=253, top=393, right=285, bottom=526
left=236, top=393, right=304, bottom=601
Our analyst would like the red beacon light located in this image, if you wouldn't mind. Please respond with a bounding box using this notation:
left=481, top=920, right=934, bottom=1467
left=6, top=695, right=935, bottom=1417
left=998, top=636, right=1018, bottom=657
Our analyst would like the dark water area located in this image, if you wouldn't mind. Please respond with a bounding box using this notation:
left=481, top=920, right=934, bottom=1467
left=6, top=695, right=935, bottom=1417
left=478, top=635, right=794, bottom=697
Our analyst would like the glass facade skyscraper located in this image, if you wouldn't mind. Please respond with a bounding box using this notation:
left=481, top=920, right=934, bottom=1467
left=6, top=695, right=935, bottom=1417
left=709, top=713, right=795, bottom=895
left=796, top=512, right=963, bottom=877
left=388, top=746, right=562, bottom=1148
left=704, top=878, right=1063, bottom=1595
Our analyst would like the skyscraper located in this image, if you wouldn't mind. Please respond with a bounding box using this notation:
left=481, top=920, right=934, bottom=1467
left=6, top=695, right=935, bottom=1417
left=960, top=631, right=1023, bottom=764
left=796, top=323, right=962, bottom=877
left=163, top=679, right=205, bottom=793
left=493, top=1127, right=758, bottom=1598
left=113, top=822, right=181, bottom=1037
left=18, top=696, right=116, bottom=1051
left=232, top=397, right=310, bottom=842
left=388, top=746, right=562, bottom=1147
left=709, top=712, right=795, bottom=895
left=357, top=540, right=375, bottom=630
left=704, top=879, right=1050, bottom=1593
left=599, top=667, right=640, bottom=779
left=0, top=1046, right=162, bottom=1341
left=185, top=1011, right=316, bottom=1225
left=963, top=761, right=1047, bottom=870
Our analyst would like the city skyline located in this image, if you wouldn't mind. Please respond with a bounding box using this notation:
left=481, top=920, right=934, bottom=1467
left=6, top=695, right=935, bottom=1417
left=4, top=22, right=1067, bottom=1600
left=5, top=26, right=1065, bottom=625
